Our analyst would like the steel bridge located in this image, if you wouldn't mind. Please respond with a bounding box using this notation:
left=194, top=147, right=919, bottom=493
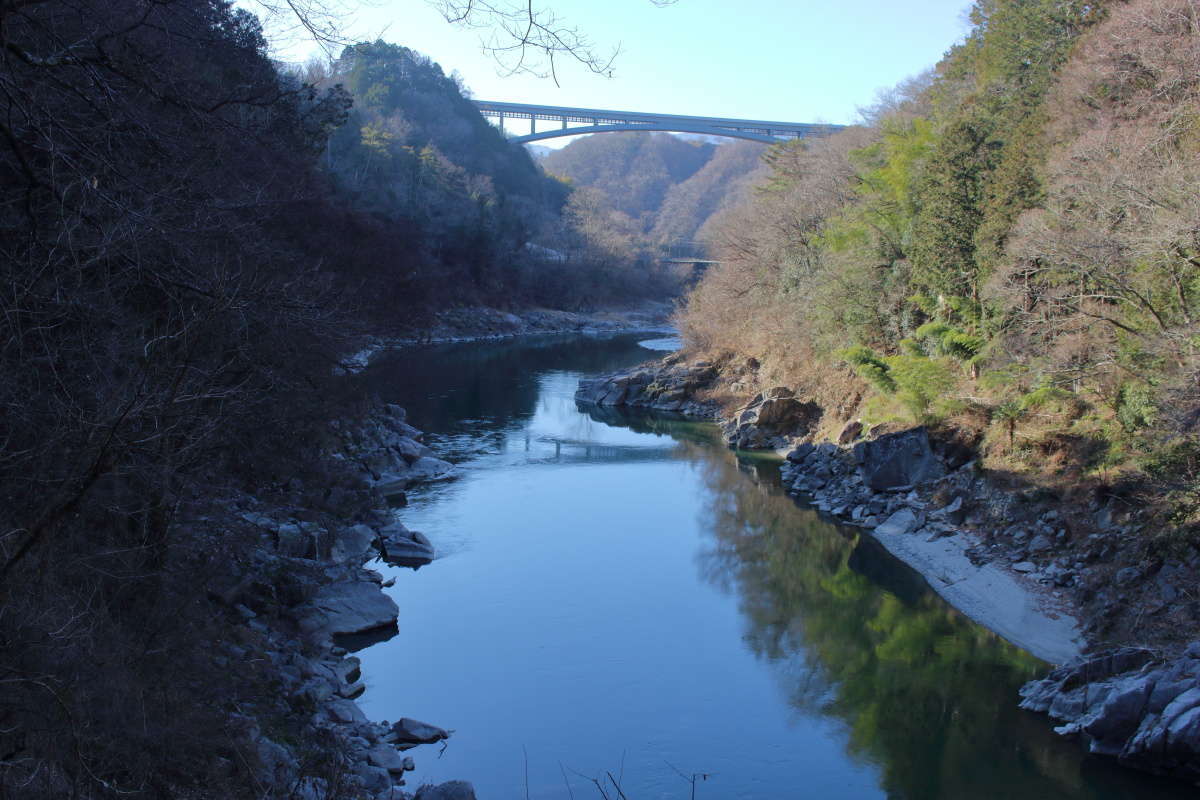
left=472, top=100, right=844, bottom=144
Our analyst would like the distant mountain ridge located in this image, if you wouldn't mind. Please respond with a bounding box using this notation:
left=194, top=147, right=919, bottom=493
left=542, top=133, right=767, bottom=247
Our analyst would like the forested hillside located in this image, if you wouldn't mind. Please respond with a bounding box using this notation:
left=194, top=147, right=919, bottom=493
left=289, top=41, right=676, bottom=313
left=543, top=133, right=766, bottom=248
left=0, top=2, right=671, bottom=796
left=680, top=0, right=1200, bottom=542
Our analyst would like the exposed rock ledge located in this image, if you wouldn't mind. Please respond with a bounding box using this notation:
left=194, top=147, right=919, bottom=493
left=1020, top=646, right=1200, bottom=783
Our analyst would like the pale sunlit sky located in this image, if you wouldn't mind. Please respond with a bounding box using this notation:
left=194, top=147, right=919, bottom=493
left=268, top=1, right=973, bottom=143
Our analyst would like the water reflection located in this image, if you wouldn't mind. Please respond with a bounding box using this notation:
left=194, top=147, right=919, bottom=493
left=362, top=333, right=670, bottom=437
left=673, top=417, right=1189, bottom=800
left=356, top=333, right=1191, bottom=799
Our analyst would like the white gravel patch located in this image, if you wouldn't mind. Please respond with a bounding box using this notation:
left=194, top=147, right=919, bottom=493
left=871, top=526, right=1086, bottom=665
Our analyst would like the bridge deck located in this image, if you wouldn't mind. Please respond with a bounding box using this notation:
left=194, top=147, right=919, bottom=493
left=472, top=100, right=843, bottom=144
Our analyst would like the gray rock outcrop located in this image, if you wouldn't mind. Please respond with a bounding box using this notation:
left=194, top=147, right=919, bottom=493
left=390, top=717, right=450, bottom=746
left=378, top=522, right=435, bottom=568
left=876, top=508, right=924, bottom=536
left=722, top=387, right=822, bottom=450
left=852, top=427, right=946, bottom=491
left=292, top=579, right=399, bottom=644
left=1020, top=646, right=1200, bottom=783
left=331, top=523, right=377, bottom=563
left=340, top=404, right=457, bottom=499
left=575, top=357, right=719, bottom=417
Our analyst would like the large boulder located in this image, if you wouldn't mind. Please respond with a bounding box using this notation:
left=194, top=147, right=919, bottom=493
left=253, top=734, right=299, bottom=789
left=875, top=508, right=923, bottom=536
left=395, top=436, right=431, bottom=464
left=407, top=456, right=455, bottom=483
left=292, top=580, right=398, bottom=643
left=368, top=744, right=410, bottom=774
left=390, top=717, right=450, bottom=746
left=275, top=520, right=323, bottom=559
left=378, top=522, right=435, bottom=568
left=853, top=427, right=945, bottom=491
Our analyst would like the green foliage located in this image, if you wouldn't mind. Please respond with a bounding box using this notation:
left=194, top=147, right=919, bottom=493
left=990, top=384, right=1073, bottom=446
left=1116, top=382, right=1157, bottom=432
left=914, top=321, right=984, bottom=363
left=1019, top=384, right=1071, bottom=412
left=360, top=121, right=394, bottom=157
left=887, top=355, right=957, bottom=422
left=909, top=118, right=992, bottom=299
left=908, top=294, right=939, bottom=317
left=909, top=0, right=1103, bottom=301
left=842, top=344, right=957, bottom=423
left=841, top=118, right=936, bottom=265
left=994, top=399, right=1024, bottom=422
left=313, top=40, right=677, bottom=309
left=841, top=346, right=896, bottom=394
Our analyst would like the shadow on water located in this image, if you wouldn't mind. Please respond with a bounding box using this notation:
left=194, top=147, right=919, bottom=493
left=582, top=403, right=1193, bottom=800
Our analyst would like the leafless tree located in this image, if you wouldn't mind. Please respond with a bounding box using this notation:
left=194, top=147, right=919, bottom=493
left=430, top=0, right=678, bottom=85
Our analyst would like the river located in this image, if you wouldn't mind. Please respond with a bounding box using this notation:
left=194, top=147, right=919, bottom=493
left=357, top=332, right=1190, bottom=799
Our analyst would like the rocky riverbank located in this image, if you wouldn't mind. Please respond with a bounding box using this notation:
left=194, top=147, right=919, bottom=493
left=213, top=404, right=473, bottom=800
left=575, top=354, right=1200, bottom=785
left=343, top=303, right=674, bottom=372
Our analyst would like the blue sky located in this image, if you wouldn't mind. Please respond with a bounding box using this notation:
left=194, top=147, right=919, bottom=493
left=272, top=0, right=972, bottom=137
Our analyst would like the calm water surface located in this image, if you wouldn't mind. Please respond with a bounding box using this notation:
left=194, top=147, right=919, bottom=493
left=358, top=333, right=1189, bottom=800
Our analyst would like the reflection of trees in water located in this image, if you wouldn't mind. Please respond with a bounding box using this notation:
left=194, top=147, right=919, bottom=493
left=361, top=333, right=662, bottom=434
left=581, top=404, right=723, bottom=449
left=688, top=446, right=1188, bottom=800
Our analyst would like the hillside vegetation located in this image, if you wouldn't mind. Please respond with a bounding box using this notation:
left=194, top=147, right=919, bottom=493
left=295, top=40, right=679, bottom=313
left=543, top=132, right=767, bottom=249
left=679, top=0, right=1200, bottom=543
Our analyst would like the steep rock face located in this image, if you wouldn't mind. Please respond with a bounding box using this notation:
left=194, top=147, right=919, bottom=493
left=1020, top=646, right=1200, bottom=783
